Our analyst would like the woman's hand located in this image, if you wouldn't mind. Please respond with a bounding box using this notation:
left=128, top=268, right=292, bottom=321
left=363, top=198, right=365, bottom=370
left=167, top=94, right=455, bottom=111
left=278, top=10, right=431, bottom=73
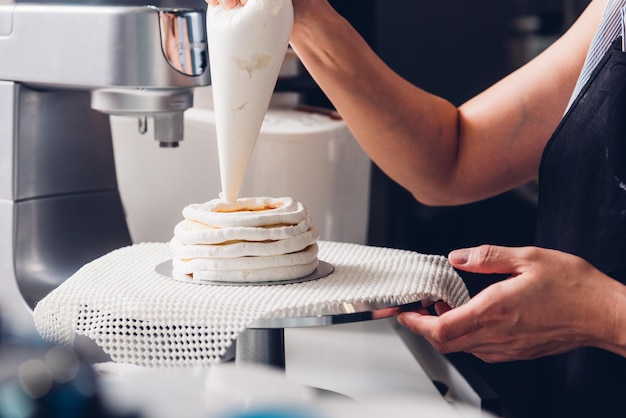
left=398, top=245, right=626, bottom=363
left=205, top=0, right=322, bottom=21
left=206, top=0, right=247, bottom=8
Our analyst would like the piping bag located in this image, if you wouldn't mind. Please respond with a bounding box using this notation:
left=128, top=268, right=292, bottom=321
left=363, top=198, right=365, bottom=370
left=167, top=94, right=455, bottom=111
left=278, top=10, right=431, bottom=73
left=207, top=0, right=294, bottom=203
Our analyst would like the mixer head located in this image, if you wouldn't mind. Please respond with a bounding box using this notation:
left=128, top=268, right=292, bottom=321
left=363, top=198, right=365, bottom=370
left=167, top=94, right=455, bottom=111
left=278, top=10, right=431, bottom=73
left=0, top=2, right=210, bottom=147
left=90, top=6, right=208, bottom=147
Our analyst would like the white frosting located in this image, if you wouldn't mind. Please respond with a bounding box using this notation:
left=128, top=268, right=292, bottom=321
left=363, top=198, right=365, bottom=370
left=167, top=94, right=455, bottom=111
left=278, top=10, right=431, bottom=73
left=173, top=216, right=311, bottom=245
left=182, top=197, right=307, bottom=228
left=206, top=0, right=294, bottom=203
left=171, top=227, right=319, bottom=259
left=173, top=243, right=318, bottom=272
left=171, top=196, right=319, bottom=283
left=174, top=259, right=319, bottom=283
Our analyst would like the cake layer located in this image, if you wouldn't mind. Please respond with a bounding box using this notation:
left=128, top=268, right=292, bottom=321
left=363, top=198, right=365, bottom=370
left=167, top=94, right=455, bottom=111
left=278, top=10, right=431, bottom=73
left=173, top=215, right=311, bottom=245
left=172, top=197, right=320, bottom=283
left=178, top=258, right=320, bottom=283
left=173, top=243, right=318, bottom=272
left=183, top=197, right=307, bottom=228
left=171, top=228, right=319, bottom=259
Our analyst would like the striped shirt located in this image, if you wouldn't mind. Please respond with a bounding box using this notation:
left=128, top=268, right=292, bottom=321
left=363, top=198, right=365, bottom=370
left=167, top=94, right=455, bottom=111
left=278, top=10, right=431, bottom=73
left=566, top=0, right=625, bottom=111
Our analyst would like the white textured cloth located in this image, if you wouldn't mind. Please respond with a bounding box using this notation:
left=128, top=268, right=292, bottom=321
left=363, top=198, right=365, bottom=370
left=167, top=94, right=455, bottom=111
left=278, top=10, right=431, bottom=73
left=33, top=241, right=469, bottom=367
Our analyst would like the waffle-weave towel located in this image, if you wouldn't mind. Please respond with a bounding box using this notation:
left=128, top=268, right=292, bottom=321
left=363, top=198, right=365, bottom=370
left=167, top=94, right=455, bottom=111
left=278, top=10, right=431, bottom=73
left=33, top=241, right=469, bottom=367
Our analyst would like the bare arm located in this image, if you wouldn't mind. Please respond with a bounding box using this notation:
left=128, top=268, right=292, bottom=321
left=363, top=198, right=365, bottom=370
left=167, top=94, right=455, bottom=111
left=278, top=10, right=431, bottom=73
left=206, top=0, right=605, bottom=205
left=289, top=0, right=606, bottom=205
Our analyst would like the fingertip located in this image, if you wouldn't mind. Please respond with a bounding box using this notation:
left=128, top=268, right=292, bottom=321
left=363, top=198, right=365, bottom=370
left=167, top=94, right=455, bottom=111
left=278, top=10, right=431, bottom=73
left=448, top=248, right=469, bottom=266
left=397, top=311, right=418, bottom=327
left=397, top=311, right=429, bottom=331
left=434, top=301, right=452, bottom=316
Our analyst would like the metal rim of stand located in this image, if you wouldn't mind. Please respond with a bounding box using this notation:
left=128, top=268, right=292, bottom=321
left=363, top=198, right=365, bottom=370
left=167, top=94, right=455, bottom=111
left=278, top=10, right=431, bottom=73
left=236, top=300, right=425, bottom=369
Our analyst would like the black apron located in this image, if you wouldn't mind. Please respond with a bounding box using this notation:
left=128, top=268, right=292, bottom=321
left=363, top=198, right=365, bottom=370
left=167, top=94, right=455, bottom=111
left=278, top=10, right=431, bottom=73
left=532, top=37, right=626, bottom=416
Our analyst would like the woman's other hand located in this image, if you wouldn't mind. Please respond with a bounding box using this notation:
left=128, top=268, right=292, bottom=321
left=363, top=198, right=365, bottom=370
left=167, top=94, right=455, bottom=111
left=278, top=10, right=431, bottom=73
left=398, top=245, right=626, bottom=362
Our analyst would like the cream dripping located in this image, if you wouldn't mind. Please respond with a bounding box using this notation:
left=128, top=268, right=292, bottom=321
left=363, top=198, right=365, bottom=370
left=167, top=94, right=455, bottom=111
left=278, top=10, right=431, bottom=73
left=206, top=0, right=294, bottom=203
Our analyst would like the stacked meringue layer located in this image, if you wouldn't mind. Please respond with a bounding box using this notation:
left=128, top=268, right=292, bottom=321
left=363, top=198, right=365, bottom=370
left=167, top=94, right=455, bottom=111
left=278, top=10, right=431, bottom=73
left=171, top=197, right=320, bottom=283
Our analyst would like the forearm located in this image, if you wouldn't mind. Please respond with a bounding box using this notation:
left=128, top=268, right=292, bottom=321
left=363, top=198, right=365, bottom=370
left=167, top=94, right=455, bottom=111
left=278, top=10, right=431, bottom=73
left=289, top=2, right=461, bottom=205
left=288, top=1, right=604, bottom=206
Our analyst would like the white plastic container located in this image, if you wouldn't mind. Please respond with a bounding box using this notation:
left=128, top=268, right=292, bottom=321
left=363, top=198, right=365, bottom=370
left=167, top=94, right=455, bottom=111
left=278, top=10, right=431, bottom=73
left=111, top=86, right=371, bottom=245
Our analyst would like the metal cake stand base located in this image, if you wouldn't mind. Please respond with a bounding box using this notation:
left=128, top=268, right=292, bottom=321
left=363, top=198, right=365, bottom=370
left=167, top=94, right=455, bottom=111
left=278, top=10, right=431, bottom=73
left=236, top=299, right=425, bottom=369
left=157, top=260, right=427, bottom=369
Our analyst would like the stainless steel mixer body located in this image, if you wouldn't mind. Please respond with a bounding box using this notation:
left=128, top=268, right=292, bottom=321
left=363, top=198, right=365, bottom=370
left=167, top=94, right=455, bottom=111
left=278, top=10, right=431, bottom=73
left=0, top=2, right=210, bottom=337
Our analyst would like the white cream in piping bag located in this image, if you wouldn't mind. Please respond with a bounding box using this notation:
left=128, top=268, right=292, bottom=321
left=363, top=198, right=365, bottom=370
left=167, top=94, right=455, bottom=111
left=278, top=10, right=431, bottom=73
left=206, top=0, right=294, bottom=203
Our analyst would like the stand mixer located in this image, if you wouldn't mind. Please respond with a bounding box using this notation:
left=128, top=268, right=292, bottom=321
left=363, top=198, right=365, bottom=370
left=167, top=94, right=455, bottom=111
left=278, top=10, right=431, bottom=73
left=0, top=0, right=210, bottom=338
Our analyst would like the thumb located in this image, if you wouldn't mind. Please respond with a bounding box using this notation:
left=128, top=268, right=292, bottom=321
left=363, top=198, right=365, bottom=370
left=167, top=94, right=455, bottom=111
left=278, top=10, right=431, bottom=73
left=448, top=245, right=522, bottom=275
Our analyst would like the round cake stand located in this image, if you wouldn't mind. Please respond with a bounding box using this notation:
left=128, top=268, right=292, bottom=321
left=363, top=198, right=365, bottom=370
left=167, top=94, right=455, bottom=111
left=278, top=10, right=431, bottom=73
left=156, top=260, right=430, bottom=369
left=236, top=299, right=426, bottom=369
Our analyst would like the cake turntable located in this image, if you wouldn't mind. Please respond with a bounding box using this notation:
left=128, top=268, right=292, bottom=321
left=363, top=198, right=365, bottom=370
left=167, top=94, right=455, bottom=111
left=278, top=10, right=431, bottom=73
left=156, top=257, right=425, bottom=368
left=236, top=299, right=426, bottom=369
